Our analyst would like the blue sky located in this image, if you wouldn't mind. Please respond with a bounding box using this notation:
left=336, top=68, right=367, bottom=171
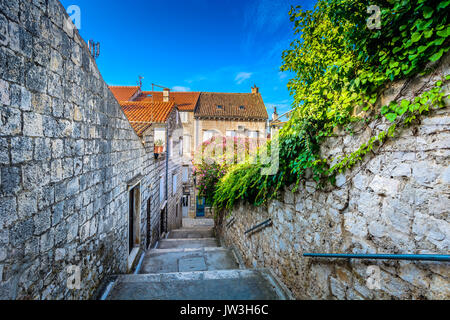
left=60, top=0, right=316, bottom=116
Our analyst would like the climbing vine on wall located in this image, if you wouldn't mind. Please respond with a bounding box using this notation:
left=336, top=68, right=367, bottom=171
left=211, top=0, right=450, bottom=211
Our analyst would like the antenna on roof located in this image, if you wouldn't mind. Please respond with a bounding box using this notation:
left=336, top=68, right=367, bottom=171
left=138, top=76, right=144, bottom=89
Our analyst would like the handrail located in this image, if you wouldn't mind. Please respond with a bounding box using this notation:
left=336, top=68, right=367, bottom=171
left=303, top=253, right=450, bottom=262
left=244, top=219, right=272, bottom=235
left=226, top=216, right=236, bottom=228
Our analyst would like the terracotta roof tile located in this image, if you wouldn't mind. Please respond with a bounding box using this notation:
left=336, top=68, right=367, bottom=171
left=119, top=101, right=176, bottom=136
left=109, top=86, right=140, bottom=102
left=195, top=92, right=268, bottom=120
left=136, top=91, right=200, bottom=111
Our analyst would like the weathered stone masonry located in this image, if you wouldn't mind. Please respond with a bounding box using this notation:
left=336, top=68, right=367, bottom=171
left=219, top=54, right=450, bottom=299
left=0, top=0, right=170, bottom=299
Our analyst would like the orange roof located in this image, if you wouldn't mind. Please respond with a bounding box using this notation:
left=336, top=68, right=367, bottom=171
left=136, top=91, right=200, bottom=111
left=119, top=101, right=176, bottom=136
left=195, top=92, right=268, bottom=120
left=109, top=86, right=140, bottom=102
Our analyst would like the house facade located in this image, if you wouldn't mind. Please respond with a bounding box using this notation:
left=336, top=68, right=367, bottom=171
left=132, top=90, right=200, bottom=217
left=191, top=86, right=268, bottom=216
left=110, top=85, right=268, bottom=219
left=109, top=87, right=184, bottom=239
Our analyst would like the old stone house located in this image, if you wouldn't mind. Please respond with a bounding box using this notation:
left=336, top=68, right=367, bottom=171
left=132, top=90, right=200, bottom=217
left=113, top=96, right=184, bottom=237
left=0, top=0, right=182, bottom=299
left=130, top=86, right=269, bottom=218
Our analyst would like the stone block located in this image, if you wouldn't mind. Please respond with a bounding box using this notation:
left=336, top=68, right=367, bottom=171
left=0, top=196, right=17, bottom=228
left=51, top=139, right=64, bottom=159
left=22, top=162, right=50, bottom=190
left=344, top=212, right=368, bottom=238
left=55, top=248, right=65, bottom=262
left=0, top=138, right=8, bottom=164
left=1, top=166, right=21, bottom=194
left=33, top=209, right=51, bottom=235
left=330, top=277, right=346, bottom=299
left=411, top=161, right=440, bottom=187
left=23, top=112, right=44, bottom=137
left=369, top=175, right=400, bottom=195
left=40, top=229, right=54, bottom=253
left=17, top=190, right=38, bottom=219
left=0, top=106, right=21, bottom=136
left=34, top=137, right=52, bottom=161
left=11, top=218, right=34, bottom=247
left=50, top=159, right=63, bottom=183
left=26, top=63, right=47, bottom=94
left=0, top=78, right=10, bottom=105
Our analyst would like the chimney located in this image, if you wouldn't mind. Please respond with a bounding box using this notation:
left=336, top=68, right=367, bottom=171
left=251, top=84, right=259, bottom=94
left=272, top=107, right=278, bottom=121
left=163, top=88, right=170, bottom=102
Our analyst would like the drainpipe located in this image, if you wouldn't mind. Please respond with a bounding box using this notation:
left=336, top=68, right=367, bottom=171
left=165, top=123, right=169, bottom=203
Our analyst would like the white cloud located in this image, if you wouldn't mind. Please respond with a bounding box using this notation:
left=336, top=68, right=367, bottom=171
left=172, top=86, right=191, bottom=92
left=235, top=72, right=252, bottom=85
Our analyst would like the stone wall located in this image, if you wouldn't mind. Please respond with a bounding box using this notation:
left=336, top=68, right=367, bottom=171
left=219, top=55, right=450, bottom=299
left=0, top=0, right=163, bottom=299
left=166, top=108, right=183, bottom=231
left=180, top=110, right=196, bottom=217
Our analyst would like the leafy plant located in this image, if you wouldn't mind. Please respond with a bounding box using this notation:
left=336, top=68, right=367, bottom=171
left=210, top=0, right=450, bottom=211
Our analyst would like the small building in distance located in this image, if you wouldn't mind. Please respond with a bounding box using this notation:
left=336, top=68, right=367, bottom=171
left=110, top=84, right=268, bottom=218
left=109, top=86, right=184, bottom=252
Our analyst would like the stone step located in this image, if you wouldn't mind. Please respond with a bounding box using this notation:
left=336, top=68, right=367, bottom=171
left=182, top=218, right=214, bottom=228
left=104, top=269, right=294, bottom=300
left=168, top=227, right=214, bottom=239
left=156, top=238, right=219, bottom=249
left=140, top=247, right=239, bottom=274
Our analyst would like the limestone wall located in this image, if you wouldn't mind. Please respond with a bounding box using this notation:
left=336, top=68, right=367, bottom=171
left=219, top=55, right=450, bottom=299
left=0, top=0, right=163, bottom=299
left=166, top=108, right=183, bottom=231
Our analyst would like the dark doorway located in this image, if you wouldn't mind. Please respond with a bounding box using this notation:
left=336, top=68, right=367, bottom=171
left=128, top=185, right=141, bottom=254
left=146, top=197, right=151, bottom=249
left=129, top=187, right=135, bottom=253
left=160, top=207, right=167, bottom=235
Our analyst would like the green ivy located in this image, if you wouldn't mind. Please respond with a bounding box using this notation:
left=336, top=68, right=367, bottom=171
left=212, top=0, right=450, bottom=211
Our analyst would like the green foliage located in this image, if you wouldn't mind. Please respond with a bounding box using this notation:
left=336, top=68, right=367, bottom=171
left=329, top=79, right=448, bottom=175
left=212, top=0, right=450, bottom=211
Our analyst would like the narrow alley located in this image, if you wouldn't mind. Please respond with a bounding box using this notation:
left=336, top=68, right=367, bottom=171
left=102, top=219, right=293, bottom=300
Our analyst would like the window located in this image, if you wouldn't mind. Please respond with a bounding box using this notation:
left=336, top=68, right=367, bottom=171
left=203, top=130, right=215, bottom=142
left=239, top=105, right=245, bottom=110
left=217, top=105, right=223, bottom=110
left=226, top=130, right=236, bottom=137
left=249, top=131, right=259, bottom=138
left=176, top=110, right=179, bottom=125
left=179, top=138, right=183, bottom=156
left=169, top=138, right=173, bottom=157
left=172, top=173, right=178, bottom=195
left=154, top=127, right=166, bottom=148
left=182, top=166, right=189, bottom=183
left=180, top=112, right=188, bottom=123
left=183, top=135, right=191, bottom=154
left=159, top=177, right=164, bottom=203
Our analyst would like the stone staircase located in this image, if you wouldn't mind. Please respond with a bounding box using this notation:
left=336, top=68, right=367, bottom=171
left=101, top=221, right=293, bottom=300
